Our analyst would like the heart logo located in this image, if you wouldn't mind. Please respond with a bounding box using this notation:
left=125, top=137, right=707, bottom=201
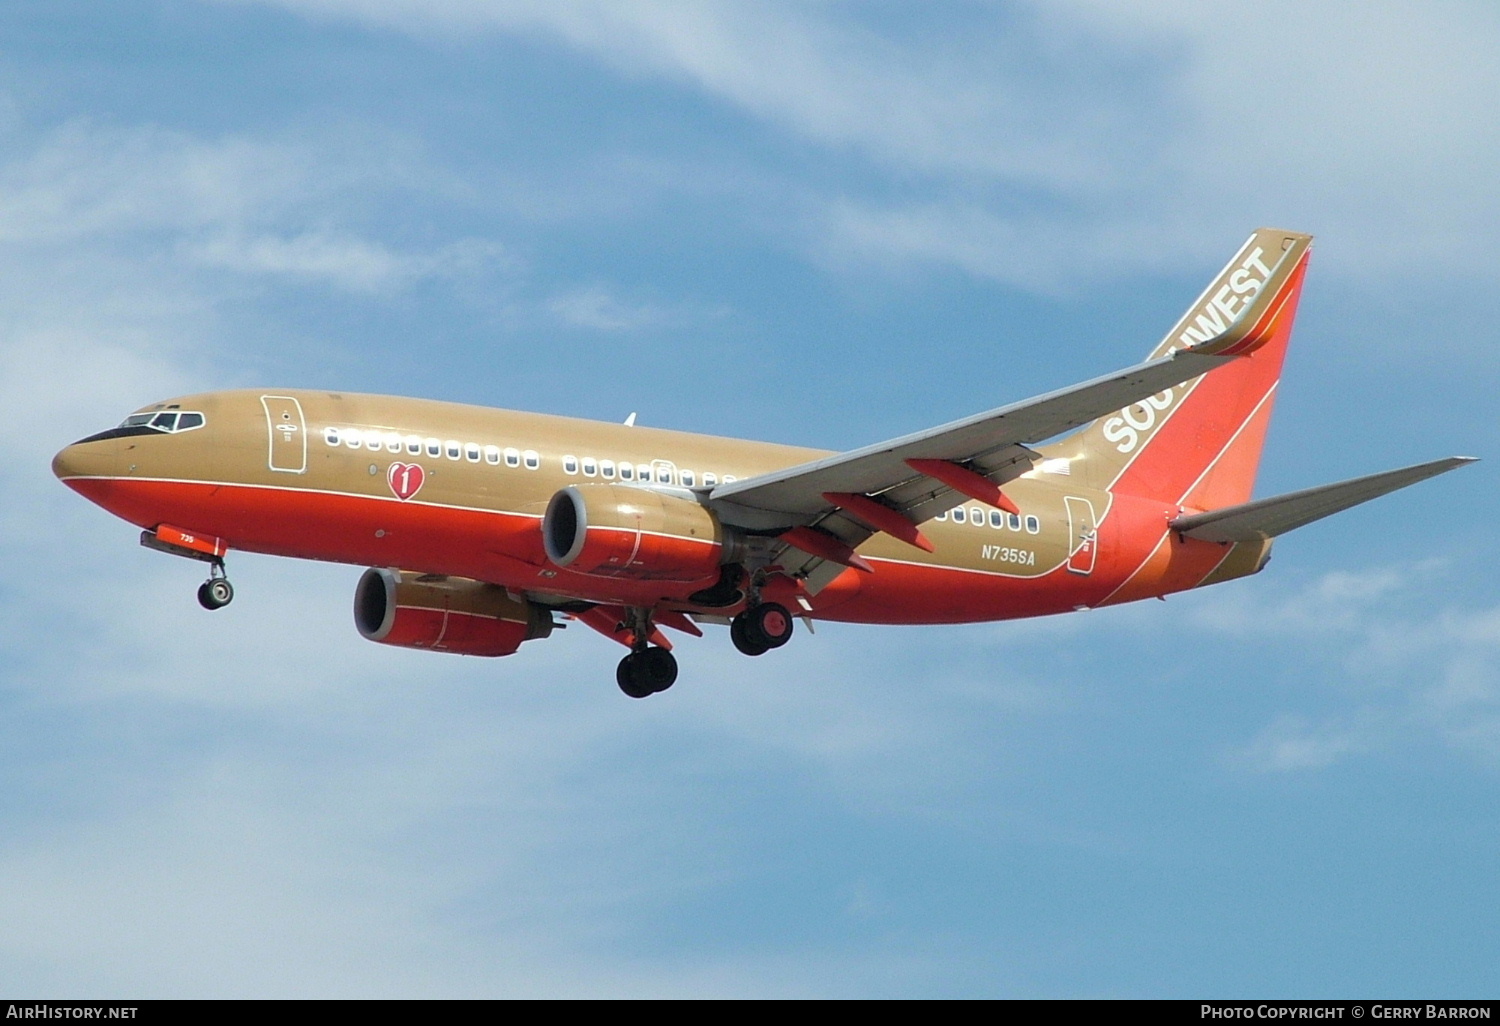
left=387, top=462, right=425, bottom=501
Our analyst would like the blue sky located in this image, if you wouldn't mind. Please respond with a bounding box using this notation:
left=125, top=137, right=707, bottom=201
left=2, top=0, right=1497, bottom=997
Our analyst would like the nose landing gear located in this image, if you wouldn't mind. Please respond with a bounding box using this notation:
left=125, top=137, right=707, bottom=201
left=196, top=562, right=234, bottom=610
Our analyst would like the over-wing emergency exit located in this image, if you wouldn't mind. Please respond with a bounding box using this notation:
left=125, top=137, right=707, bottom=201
left=53, top=228, right=1475, bottom=697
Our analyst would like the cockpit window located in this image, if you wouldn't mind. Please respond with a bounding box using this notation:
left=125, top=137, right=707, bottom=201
left=117, top=411, right=206, bottom=434
left=79, top=409, right=207, bottom=445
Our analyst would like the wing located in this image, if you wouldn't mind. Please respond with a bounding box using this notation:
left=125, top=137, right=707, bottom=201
left=1169, top=457, right=1477, bottom=543
left=708, top=228, right=1313, bottom=591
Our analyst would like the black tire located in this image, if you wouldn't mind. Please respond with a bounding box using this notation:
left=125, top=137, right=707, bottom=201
left=730, top=613, right=770, bottom=657
left=197, top=578, right=234, bottom=610
left=616, top=653, right=654, bottom=699
left=749, top=602, right=794, bottom=649
left=639, top=646, right=678, bottom=693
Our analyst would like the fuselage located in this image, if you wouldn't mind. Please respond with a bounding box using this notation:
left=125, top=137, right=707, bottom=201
left=52, top=388, right=1270, bottom=625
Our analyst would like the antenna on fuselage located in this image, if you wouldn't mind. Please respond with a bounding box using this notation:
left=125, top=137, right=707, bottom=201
left=623, top=412, right=637, bottom=427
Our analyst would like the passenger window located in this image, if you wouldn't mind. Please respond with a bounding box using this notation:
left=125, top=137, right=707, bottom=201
left=1025, top=515, right=1040, bottom=534
left=484, top=445, right=501, bottom=466
left=990, top=510, right=1004, bottom=528
left=563, top=455, right=578, bottom=475
left=406, top=436, right=422, bottom=455
left=446, top=441, right=461, bottom=460
left=935, top=510, right=948, bottom=521
left=619, top=464, right=634, bottom=481
left=504, top=448, right=520, bottom=468
left=953, top=508, right=967, bottom=525
left=722, top=475, right=736, bottom=483
left=324, top=427, right=340, bottom=446
left=637, top=465, right=652, bottom=483
left=426, top=438, right=441, bottom=457
left=971, top=507, right=983, bottom=526
left=582, top=457, right=597, bottom=477
left=343, top=428, right=363, bottom=449
left=523, top=450, right=540, bottom=470
left=386, top=433, right=403, bottom=453
left=702, top=472, right=717, bottom=487
left=177, top=413, right=204, bottom=431
left=465, top=443, right=481, bottom=463
left=601, top=460, right=616, bottom=480
left=1009, top=513, right=1022, bottom=531
left=680, top=470, right=695, bottom=487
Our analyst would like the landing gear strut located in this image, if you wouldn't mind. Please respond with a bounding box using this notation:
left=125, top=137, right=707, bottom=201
left=197, top=561, right=234, bottom=611
left=731, top=601, right=794, bottom=656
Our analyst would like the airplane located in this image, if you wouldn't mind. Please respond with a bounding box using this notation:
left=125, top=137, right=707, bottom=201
left=52, top=227, right=1474, bottom=698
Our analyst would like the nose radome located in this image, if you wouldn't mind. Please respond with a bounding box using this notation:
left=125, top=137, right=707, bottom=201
left=52, top=443, right=81, bottom=481
left=52, top=439, right=119, bottom=483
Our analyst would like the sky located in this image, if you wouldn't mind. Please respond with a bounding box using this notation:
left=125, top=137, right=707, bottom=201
left=1, top=0, right=1497, bottom=998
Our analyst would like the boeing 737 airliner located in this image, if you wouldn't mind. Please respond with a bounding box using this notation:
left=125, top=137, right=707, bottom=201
left=53, top=228, right=1473, bottom=697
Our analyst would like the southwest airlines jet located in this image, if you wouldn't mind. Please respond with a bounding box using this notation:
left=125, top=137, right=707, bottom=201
left=53, top=229, right=1472, bottom=697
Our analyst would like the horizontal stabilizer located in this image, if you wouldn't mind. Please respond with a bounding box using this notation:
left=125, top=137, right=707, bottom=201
left=1170, top=457, right=1477, bottom=542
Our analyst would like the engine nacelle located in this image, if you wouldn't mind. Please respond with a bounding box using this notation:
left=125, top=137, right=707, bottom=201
left=543, top=483, right=735, bottom=582
left=354, top=568, right=554, bottom=656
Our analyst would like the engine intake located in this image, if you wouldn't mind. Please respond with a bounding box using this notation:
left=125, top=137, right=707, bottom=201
left=354, top=568, right=553, bottom=657
left=543, top=483, right=735, bottom=582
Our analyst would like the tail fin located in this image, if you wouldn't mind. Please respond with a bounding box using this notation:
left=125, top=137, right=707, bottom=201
left=1052, top=227, right=1313, bottom=509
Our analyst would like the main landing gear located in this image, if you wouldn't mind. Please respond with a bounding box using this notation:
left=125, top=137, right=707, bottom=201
left=616, top=645, right=678, bottom=699
left=615, top=606, right=679, bottom=699
left=196, top=561, right=235, bottom=611
left=730, top=601, right=794, bottom=657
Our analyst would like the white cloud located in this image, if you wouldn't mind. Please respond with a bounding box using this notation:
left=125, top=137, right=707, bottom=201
left=547, top=285, right=670, bottom=331
left=1184, top=564, right=1500, bottom=770
left=235, top=0, right=1500, bottom=288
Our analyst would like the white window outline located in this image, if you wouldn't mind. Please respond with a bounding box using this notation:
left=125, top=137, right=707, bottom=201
left=426, top=438, right=442, bottom=458
left=619, top=463, right=634, bottom=481
left=601, top=459, right=616, bottom=480
left=465, top=442, right=481, bottom=463
left=504, top=448, right=520, bottom=468
left=582, top=457, right=597, bottom=477
left=523, top=450, right=540, bottom=470
left=324, top=427, right=340, bottom=446
left=563, top=455, right=579, bottom=475
left=1009, top=513, right=1022, bottom=531
left=681, top=469, right=695, bottom=487
left=990, top=510, right=1004, bottom=528
left=343, top=428, right=363, bottom=450
left=405, top=435, right=422, bottom=456
left=484, top=445, right=501, bottom=466
left=702, top=472, right=717, bottom=487
left=446, top=441, right=461, bottom=460
left=1025, top=515, right=1040, bottom=535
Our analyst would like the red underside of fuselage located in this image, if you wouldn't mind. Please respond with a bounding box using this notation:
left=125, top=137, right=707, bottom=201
left=66, top=477, right=1236, bottom=624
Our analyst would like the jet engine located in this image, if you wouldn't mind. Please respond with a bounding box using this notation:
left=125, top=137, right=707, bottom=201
left=354, top=568, right=554, bottom=656
left=542, top=484, right=740, bottom=582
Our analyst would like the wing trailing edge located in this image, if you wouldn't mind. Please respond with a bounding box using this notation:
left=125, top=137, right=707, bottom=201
left=1169, top=457, right=1477, bottom=543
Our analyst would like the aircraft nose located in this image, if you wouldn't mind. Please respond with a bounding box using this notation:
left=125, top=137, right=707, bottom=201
left=52, top=438, right=120, bottom=483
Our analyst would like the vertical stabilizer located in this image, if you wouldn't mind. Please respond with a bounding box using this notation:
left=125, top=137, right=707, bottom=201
left=1049, top=228, right=1313, bottom=509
